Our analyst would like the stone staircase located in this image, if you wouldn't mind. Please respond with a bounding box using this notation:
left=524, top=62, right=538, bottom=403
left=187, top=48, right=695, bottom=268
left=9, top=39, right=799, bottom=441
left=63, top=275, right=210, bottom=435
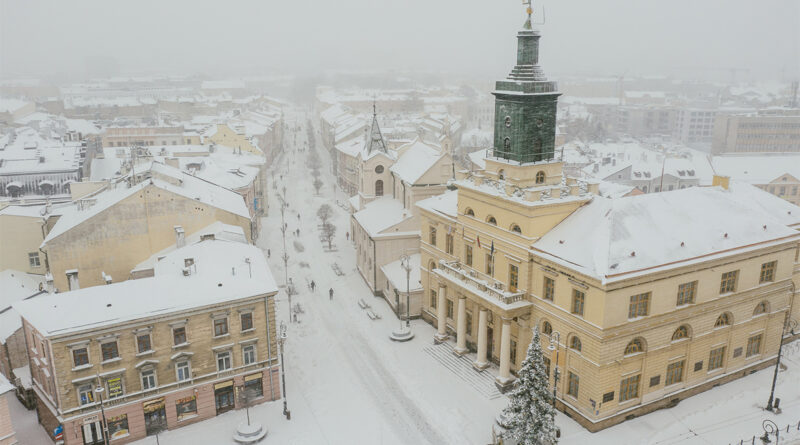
left=424, top=341, right=502, bottom=400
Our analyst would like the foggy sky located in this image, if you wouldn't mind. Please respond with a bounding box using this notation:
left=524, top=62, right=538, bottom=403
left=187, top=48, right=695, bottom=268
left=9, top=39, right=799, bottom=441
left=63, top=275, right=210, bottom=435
left=1, top=0, right=798, bottom=82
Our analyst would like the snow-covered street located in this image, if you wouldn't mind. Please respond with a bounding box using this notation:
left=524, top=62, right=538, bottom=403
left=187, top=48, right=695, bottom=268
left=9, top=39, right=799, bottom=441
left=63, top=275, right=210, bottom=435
left=115, top=106, right=800, bottom=445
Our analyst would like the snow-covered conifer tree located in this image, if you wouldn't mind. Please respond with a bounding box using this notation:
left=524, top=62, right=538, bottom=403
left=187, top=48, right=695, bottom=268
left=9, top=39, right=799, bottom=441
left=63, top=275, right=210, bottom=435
left=502, top=327, right=558, bottom=445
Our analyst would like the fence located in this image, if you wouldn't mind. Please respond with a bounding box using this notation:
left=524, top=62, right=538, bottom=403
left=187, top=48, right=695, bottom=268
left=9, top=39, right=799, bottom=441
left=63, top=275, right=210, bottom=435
left=729, top=420, right=800, bottom=444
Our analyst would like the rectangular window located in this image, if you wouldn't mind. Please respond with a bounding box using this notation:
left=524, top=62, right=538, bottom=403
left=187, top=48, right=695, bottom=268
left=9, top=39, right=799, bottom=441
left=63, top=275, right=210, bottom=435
left=107, top=414, right=129, bottom=438
left=429, top=227, right=436, bottom=246
left=176, top=395, right=198, bottom=421
left=485, top=254, right=494, bottom=276
left=543, top=357, right=551, bottom=377
left=759, top=261, right=776, bottom=283
left=214, top=318, right=229, bottom=337
left=101, top=341, right=119, bottom=361
left=141, top=369, right=156, bottom=390
left=244, top=375, right=263, bottom=399
left=446, top=299, right=454, bottom=319
left=216, top=351, right=232, bottom=371
left=466, top=312, right=473, bottom=336
left=243, top=345, right=256, bottom=365
left=543, top=277, right=555, bottom=301
left=619, top=375, right=640, bottom=402
left=173, top=327, right=187, bottom=345
left=665, top=360, right=685, bottom=385
left=708, top=347, right=725, bottom=370
left=430, top=290, right=437, bottom=308
left=567, top=372, right=579, bottom=398
left=72, top=348, right=89, bottom=367
left=465, top=244, right=473, bottom=266
left=719, top=270, right=738, bottom=294
left=628, top=292, right=650, bottom=318
left=176, top=361, right=191, bottom=381
left=571, top=289, right=585, bottom=316
left=28, top=252, right=41, bottom=268
left=510, top=339, right=517, bottom=365
left=136, top=334, right=152, bottom=354
left=445, top=233, right=454, bottom=255
left=78, top=384, right=94, bottom=405
left=509, top=264, right=519, bottom=292
left=676, top=281, right=697, bottom=305
left=746, top=335, right=762, bottom=357
left=602, top=391, right=614, bottom=403
left=240, top=313, right=254, bottom=331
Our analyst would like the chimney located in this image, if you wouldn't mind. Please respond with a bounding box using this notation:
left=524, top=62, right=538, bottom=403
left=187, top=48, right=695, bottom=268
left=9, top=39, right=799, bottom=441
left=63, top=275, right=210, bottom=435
left=165, top=157, right=180, bottom=169
left=712, top=175, right=730, bottom=190
left=174, top=226, right=185, bottom=248
left=102, top=272, right=112, bottom=284
left=66, top=270, right=79, bottom=291
left=45, top=272, right=54, bottom=293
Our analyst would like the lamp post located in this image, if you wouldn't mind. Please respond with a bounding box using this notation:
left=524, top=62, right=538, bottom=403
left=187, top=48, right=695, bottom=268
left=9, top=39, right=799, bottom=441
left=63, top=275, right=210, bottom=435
left=548, top=331, right=561, bottom=408
left=760, top=419, right=779, bottom=444
left=400, top=254, right=412, bottom=328
left=766, top=310, right=797, bottom=411
left=389, top=255, right=414, bottom=342
left=278, top=322, right=290, bottom=420
left=94, top=384, right=109, bottom=445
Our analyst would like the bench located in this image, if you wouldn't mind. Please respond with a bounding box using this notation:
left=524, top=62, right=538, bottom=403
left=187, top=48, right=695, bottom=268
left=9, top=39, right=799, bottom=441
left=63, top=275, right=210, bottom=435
left=366, top=310, right=381, bottom=320
left=358, top=299, right=370, bottom=309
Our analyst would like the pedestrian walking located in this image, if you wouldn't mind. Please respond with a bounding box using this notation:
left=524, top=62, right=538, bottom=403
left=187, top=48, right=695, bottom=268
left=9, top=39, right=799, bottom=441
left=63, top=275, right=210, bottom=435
left=267, top=249, right=271, bottom=258
left=346, top=231, right=349, bottom=241
left=297, top=213, right=300, bottom=221
left=310, top=280, right=316, bottom=292
left=329, top=288, right=333, bottom=300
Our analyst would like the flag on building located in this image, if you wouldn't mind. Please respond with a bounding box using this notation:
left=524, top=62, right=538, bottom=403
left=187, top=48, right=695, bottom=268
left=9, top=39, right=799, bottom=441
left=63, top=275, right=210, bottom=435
left=476, top=235, right=481, bottom=249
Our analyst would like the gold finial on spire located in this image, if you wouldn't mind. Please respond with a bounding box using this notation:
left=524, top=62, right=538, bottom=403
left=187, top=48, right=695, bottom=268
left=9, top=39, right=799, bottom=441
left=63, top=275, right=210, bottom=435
left=522, top=0, right=533, bottom=29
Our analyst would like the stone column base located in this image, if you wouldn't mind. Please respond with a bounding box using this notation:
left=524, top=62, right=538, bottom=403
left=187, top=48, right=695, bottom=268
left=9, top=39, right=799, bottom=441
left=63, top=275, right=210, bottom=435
left=453, top=346, right=468, bottom=356
left=434, top=333, right=449, bottom=344
left=473, top=361, right=490, bottom=371
left=495, top=375, right=515, bottom=393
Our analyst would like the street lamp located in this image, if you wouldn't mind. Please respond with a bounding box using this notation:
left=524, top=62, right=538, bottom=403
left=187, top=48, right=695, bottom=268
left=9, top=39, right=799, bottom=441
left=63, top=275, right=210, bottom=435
left=389, top=254, right=414, bottom=342
left=548, top=331, right=561, bottom=408
left=400, top=254, right=412, bottom=328
left=766, top=308, right=797, bottom=411
left=94, top=384, right=109, bottom=445
left=278, top=322, right=290, bottom=420
left=760, top=419, right=779, bottom=444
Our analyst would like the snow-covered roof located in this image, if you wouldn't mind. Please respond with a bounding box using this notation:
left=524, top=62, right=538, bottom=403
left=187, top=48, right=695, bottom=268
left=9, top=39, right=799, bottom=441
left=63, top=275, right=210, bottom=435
left=467, top=148, right=488, bottom=170
left=0, top=270, right=46, bottom=342
left=0, top=373, right=13, bottom=396
left=0, top=97, right=31, bottom=113
left=44, top=163, right=250, bottom=244
left=352, top=197, right=413, bottom=236
left=712, top=154, right=800, bottom=184
left=15, top=240, right=276, bottom=338
left=0, top=127, right=82, bottom=175
left=390, top=139, right=443, bottom=184
left=132, top=222, right=247, bottom=272
left=0, top=204, right=47, bottom=218
left=381, top=254, right=422, bottom=293
left=533, top=185, right=800, bottom=283
left=416, top=190, right=458, bottom=219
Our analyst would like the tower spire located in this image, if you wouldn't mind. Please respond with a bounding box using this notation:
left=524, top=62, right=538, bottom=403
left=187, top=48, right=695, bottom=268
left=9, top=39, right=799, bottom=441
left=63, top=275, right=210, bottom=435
left=523, top=0, right=533, bottom=30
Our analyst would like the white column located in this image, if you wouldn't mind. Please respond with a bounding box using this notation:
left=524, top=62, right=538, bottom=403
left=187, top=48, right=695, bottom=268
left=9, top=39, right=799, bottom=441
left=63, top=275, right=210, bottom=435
left=454, top=296, right=468, bottom=355
left=435, top=284, right=449, bottom=343
left=473, top=308, right=489, bottom=371
left=496, top=318, right=513, bottom=389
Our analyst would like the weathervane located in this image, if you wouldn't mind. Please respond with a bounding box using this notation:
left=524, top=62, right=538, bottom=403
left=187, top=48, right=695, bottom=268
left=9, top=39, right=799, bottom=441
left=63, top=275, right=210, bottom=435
left=522, top=0, right=546, bottom=27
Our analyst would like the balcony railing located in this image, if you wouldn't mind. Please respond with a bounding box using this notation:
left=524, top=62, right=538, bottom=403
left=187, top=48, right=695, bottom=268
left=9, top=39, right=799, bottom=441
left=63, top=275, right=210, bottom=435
left=437, top=260, right=526, bottom=305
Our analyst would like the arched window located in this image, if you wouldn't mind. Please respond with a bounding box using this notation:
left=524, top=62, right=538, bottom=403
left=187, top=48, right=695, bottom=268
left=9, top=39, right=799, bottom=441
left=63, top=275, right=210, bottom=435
left=498, top=169, right=505, bottom=180
left=672, top=325, right=690, bottom=341
left=429, top=260, right=437, bottom=271
left=542, top=321, right=553, bottom=335
left=714, top=312, right=732, bottom=328
left=465, top=208, right=475, bottom=217
left=510, top=224, right=522, bottom=234
left=503, top=137, right=511, bottom=151
left=625, top=338, right=645, bottom=355
left=486, top=215, right=497, bottom=226
left=753, top=301, right=769, bottom=316
left=375, top=180, right=384, bottom=196
left=570, top=336, right=582, bottom=351
left=535, top=171, right=545, bottom=184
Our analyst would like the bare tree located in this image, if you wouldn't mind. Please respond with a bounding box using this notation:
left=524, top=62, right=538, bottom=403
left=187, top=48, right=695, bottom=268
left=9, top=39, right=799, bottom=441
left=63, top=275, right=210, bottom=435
left=313, top=177, right=323, bottom=195
left=317, top=204, right=333, bottom=226
left=321, top=222, right=337, bottom=249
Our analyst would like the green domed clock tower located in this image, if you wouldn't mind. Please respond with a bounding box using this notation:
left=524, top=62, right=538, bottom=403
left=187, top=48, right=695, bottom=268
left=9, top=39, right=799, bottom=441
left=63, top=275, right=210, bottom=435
left=491, top=3, right=560, bottom=164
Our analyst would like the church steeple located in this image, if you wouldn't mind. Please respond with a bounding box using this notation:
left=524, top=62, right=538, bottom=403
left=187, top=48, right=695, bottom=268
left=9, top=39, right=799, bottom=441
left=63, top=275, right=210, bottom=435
left=491, top=2, right=560, bottom=164
left=365, top=102, right=387, bottom=154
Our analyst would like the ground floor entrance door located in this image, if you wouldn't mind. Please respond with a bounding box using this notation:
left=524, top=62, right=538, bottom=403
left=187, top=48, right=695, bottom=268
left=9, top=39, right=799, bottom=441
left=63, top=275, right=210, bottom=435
left=487, top=327, right=494, bottom=362
left=143, top=397, right=167, bottom=436
left=81, top=420, right=104, bottom=445
left=215, top=380, right=235, bottom=415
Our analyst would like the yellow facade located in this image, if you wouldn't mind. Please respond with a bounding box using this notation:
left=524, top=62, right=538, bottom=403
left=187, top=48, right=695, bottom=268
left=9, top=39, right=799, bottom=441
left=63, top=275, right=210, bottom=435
left=0, top=211, right=46, bottom=275
left=418, top=159, right=800, bottom=431
left=207, top=124, right=263, bottom=156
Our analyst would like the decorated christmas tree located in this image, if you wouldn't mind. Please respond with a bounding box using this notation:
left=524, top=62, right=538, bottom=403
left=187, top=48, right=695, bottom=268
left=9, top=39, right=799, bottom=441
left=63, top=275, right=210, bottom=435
left=502, top=327, right=558, bottom=445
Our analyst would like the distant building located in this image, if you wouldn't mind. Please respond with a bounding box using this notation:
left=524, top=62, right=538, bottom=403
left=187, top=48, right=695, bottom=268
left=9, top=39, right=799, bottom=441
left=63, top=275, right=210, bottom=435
left=102, top=126, right=197, bottom=148
left=0, top=374, right=18, bottom=445
left=15, top=239, right=279, bottom=445
left=712, top=109, right=800, bottom=154
left=712, top=154, right=800, bottom=206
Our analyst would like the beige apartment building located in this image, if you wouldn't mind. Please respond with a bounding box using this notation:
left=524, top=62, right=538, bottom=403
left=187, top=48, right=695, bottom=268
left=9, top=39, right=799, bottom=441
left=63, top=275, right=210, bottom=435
left=102, top=126, right=200, bottom=148
left=0, top=374, right=17, bottom=445
left=712, top=110, right=800, bottom=154
left=14, top=240, right=279, bottom=445
left=417, top=15, right=800, bottom=432
left=0, top=205, right=47, bottom=275
left=42, top=163, right=253, bottom=291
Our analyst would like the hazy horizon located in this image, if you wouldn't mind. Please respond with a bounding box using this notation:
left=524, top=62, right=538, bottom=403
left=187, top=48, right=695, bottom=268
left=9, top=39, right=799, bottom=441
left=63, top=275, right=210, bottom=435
left=1, top=0, right=798, bottom=84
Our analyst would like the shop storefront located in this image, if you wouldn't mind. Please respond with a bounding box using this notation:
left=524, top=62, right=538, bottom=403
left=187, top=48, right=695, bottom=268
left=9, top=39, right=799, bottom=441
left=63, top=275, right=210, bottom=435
left=143, top=397, right=167, bottom=436
left=214, top=380, right=235, bottom=415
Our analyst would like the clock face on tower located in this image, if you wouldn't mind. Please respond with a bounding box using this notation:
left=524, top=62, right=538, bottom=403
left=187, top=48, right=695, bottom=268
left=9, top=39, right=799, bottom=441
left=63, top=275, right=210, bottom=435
left=504, top=116, right=512, bottom=128
left=536, top=118, right=544, bottom=127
